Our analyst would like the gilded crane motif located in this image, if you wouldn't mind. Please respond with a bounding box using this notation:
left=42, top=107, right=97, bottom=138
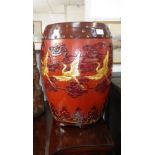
left=41, top=49, right=110, bottom=90
left=41, top=52, right=55, bottom=87
left=53, top=50, right=84, bottom=88
left=85, top=51, right=109, bottom=80
left=41, top=52, right=49, bottom=77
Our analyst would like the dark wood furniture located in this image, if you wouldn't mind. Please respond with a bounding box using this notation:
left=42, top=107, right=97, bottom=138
left=33, top=45, right=45, bottom=118
left=33, top=73, right=121, bottom=155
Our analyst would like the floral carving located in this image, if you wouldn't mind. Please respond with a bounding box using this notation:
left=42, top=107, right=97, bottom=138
left=48, top=63, right=60, bottom=72
left=50, top=104, right=100, bottom=124
left=82, top=42, right=108, bottom=62
left=66, top=81, right=87, bottom=98
left=79, top=78, right=89, bottom=85
left=79, top=63, right=97, bottom=73
left=95, top=78, right=109, bottom=92
left=44, top=77, right=57, bottom=91
left=49, top=44, right=68, bottom=56
left=87, top=106, right=99, bottom=122
left=60, top=107, right=71, bottom=121
left=72, top=107, right=84, bottom=123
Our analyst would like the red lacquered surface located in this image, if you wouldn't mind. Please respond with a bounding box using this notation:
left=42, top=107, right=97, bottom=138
left=40, top=22, right=113, bottom=126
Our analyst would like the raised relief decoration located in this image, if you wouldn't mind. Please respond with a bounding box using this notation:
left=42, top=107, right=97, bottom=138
left=41, top=42, right=110, bottom=98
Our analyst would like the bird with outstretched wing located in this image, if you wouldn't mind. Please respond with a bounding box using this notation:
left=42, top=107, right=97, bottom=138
left=85, top=51, right=109, bottom=80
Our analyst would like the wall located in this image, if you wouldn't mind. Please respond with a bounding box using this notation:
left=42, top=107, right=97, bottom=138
left=66, top=5, right=85, bottom=21
left=85, top=0, right=121, bottom=21
left=33, top=5, right=84, bottom=50
left=33, top=13, right=65, bottom=31
left=33, top=5, right=85, bottom=30
left=33, top=13, right=65, bottom=49
left=112, top=64, right=121, bottom=72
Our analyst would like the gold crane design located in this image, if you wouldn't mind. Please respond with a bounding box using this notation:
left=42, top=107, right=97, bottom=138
left=41, top=52, right=55, bottom=87
left=41, top=49, right=109, bottom=90
left=41, top=52, right=48, bottom=77
left=53, top=50, right=84, bottom=88
left=85, top=51, right=109, bottom=80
